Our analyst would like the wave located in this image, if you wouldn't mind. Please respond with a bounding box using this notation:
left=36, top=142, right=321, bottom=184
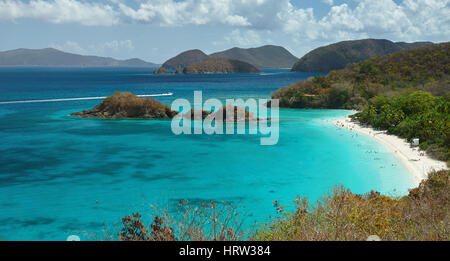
left=0, top=92, right=174, bottom=105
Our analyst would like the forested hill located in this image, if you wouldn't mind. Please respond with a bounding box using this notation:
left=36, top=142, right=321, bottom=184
left=183, top=58, right=261, bottom=74
left=161, top=45, right=298, bottom=70
left=210, top=45, right=298, bottom=68
left=273, top=42, right=449, bottom=110
left=161, top=49, right=209, bottom=70
left=291, top=39, right=433, bottom=73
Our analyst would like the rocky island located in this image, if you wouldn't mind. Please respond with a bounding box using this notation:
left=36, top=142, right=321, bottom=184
left=153, top=67, right=169, bottom=74
left=162, top=49, right=209, bottom=70
left=71, top=92, right=178, bottom=119
left=183, top=106, right=267, bottom=122
left=183, top=58, right=261, bottom=74
left=71, top=92, right=266, bottom=122
left=210, top=45, right=298, bottom=68
left=153, top=67, right=184, bottom=75
left=210, top=105, right=265, bottom=122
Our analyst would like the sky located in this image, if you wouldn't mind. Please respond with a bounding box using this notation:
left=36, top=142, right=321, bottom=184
left=0, top=0, right=449, bottom=63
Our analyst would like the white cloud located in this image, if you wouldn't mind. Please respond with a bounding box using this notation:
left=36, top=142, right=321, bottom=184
left=118, top=0, right=253, bottom=27
left=281, top=0, right=449, bottom=42
left=115, top=0, right=449, bottom=42
left=92, top=40, right=135, bottom=53
left=0, top=0, right=119, bottom=26
left=50, top=40, right=134, bottom=56
left=1, top=0, right=449, bottom=45
left=223, top=29, right=265, bottom=46
left=50, top=41, right=85, bottom=54
left=320, top=4, right=364, bottom=31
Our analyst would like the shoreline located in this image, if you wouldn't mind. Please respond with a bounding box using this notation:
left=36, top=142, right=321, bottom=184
left=333, top=116, right=448, bottom=185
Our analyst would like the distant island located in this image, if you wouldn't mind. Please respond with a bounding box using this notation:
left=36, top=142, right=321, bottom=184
left=0, top=48, right=159, bottom=67
left=159, top=45, right=297, bottom=71
left=161, top=49, right=209, bottom=71
left=183, top=58, right=260, bottom=74
left=209, top=45, right=298, bottom=68
left=291, top=39, right=433, bottom=73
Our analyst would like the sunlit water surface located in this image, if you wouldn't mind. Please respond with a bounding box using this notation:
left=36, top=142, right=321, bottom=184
left=0, top=68, right=415, bottom=240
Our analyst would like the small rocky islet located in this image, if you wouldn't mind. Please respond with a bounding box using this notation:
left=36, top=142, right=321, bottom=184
left=153, top=67, right=184, bottom=75
left=70, top=92, right=178, bottom=119
left=183, top=106, right=267, bottom=122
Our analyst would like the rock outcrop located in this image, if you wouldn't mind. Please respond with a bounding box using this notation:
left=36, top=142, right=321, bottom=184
left=182, top=106, right=267, bottom=122
left=153, top=67, right=169, bottom=74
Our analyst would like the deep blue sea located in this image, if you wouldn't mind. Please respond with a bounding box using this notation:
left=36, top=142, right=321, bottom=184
left=0, top=68, right=415, bottom=241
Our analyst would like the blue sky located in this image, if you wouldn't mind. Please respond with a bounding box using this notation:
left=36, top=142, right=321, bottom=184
left=0, top=0, right=449, bottom=63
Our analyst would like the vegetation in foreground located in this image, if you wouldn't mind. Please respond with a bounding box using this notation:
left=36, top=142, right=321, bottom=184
left=257, top=170, right=448, bottom=241
left=105, top=201, right=247, bottom=241
left=113, top=170, right=449, bottom=241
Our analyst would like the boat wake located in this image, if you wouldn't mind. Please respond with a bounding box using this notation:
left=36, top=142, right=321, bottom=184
left=0, top=92, right=174, bottom=105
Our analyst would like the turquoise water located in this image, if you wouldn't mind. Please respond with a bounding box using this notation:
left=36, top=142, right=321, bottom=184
left=0, top=68, right=415, bottom=240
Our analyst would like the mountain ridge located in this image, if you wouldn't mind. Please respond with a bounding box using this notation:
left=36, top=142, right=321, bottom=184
left=291, top=39, right=433, bottom=73
left=273, top=42, right=449, bottom=110
left=161, top=45, right=298, bottom=70
left=0, top=48, right=158, bottom=67
left=161, top=49, right=209, bottom=70
left=209, top=45, right=298, bottom=68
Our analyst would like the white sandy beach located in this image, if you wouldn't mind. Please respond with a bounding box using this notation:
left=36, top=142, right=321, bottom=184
left=333, top=116, right=448, bottom=185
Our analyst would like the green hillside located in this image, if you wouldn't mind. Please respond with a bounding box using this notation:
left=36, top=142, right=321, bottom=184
left=210, top=45, right=298, bottom=68
left=274, top=42, right=450, bottom=162
left=274, top=42, right=449, bottom=109
left=161, top=49, right=209, bottom=70
left=291, top=39, right=432, bottom=73
left=183, top=58, right=260, bottom=74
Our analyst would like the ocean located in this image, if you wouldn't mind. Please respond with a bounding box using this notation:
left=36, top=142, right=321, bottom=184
left=0, top=67, right=415, bottom=240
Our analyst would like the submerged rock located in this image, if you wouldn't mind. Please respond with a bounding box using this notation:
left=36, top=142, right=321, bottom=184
left=71, top=92, right=178, bottom=119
